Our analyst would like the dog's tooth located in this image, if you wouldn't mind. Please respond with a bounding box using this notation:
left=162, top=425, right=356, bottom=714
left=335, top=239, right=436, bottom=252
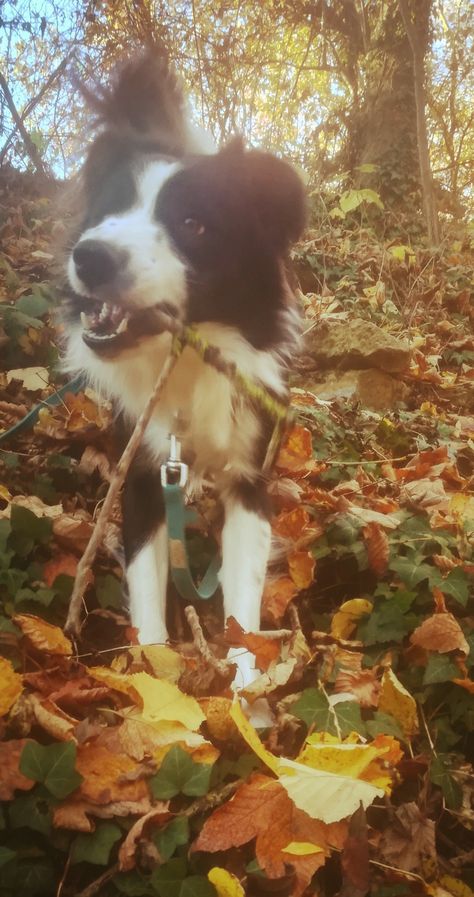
left=80, top=312, right=88, bottom=327
left=116, top=317, right=128, bottom=334
left=99, top=302, right=110, bottom=322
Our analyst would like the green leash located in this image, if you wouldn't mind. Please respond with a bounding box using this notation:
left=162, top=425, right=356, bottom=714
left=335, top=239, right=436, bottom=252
left=161, top=435, right=221, bottom=602
left=0, top=374, right=86, bottom=447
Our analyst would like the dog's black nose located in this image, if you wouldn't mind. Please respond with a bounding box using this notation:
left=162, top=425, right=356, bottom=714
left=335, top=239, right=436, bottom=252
left=73, top=240, right=123, bottom=290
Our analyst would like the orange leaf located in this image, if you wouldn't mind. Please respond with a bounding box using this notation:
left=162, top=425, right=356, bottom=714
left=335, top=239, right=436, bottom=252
left=262, top=576, right=298, bottom=624
left=288, top=550, right=315, bottom=590
left=225, top=617, right=281, bottom=671
left=276, top=425, right=313, bottom=473
left=13, top=613, right=72, bottom=655
left=75, top=743, right=150, bottom=804
left=0, top=657, right=23, bottom=717
left=410, top=613, right=469, bottom=655
left=43, top=552, right=93, bottom=587
left=362, top=522, right=389, bottom=576
left=334, top=667, right=381, bottom=708
left=194, top=774, right=347, bottom=897
left=273, top=507, right=311, bottom=541
left=0, top=739, right=35, bottom=800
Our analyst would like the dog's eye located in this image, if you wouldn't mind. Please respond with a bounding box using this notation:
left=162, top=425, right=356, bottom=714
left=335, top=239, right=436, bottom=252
left=182, top=218, right=205, bottom=236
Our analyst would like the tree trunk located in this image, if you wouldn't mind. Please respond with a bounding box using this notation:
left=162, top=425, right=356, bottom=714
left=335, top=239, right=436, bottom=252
left=399, top=0, right=440, bottom=243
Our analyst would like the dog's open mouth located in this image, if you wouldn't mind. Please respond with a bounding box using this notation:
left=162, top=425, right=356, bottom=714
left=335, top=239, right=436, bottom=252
left=79, top=299, right=179, bottom=354
left=81, top=301, right=131, bottom=350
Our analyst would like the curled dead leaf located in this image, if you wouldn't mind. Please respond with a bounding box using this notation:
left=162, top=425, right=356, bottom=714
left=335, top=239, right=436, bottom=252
left=0, top=656, right=23, bottom=717
left=13, top=613, right=72, bottom=655
left=410, top=613, right=469, bottom=655
left=362, top=521, right=389, bottom=576
left=118, top=804, right=170, bottom=871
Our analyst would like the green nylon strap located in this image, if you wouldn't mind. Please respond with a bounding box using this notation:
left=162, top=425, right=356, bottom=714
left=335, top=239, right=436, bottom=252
left=0, top=374, right=86, bottom=447
left=162, top=482, right=221, bottom=602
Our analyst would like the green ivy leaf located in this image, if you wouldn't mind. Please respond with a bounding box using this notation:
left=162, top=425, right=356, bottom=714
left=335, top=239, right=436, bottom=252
left=333, top=701, right=367, bottom=737
left=19, top=741, right=82, bottom=798
left=357, top=598, right=417, bottom=645
left=150, top=745, right=213, bottom=799
left=366, top=712, right=404, bottom=740
left=180, top=877, right=217, bottom=897
left=16, top=291, right=51, bottom=319
left=154, top=817, right=189, bottom=862
left=151, top=857, right=188, bottom=897
left=441, top=568, right=469, bottom=606
left=96, top=573, right=123, bottom=609
left=9, top=789, right=52, bottom=835
left=430, top=756, right=462, bottom=809
left=72, top=822, right=122, bottom=865
left=423, top=654, right=459, bottom=685
left=389, top=557, right=432, bottom=588
left=292, top=688, right=334, bottom=732
left=9, top=505, right=52, bottom=556
left=114, top=871, right=154, bottom=895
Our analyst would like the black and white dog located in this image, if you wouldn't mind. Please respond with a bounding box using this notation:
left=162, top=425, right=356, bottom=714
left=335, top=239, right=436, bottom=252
left=62, top=53, right=306, bottom=685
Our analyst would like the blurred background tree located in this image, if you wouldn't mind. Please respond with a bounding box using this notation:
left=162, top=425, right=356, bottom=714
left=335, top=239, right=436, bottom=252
left=0, top=0, right=472, bottom=236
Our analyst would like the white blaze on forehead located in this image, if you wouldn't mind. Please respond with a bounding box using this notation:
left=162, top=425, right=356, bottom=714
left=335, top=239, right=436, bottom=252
left=68, top=159, right=187, bottom=310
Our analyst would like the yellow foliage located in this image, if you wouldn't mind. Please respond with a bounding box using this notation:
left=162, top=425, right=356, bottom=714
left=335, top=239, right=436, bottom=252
left=208, top=867, right=245, bottom=897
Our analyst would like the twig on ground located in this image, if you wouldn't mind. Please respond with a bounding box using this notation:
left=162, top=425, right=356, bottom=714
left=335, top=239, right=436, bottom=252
left=184, top=778, right=242, bottom=818
left=288, top=603, right=302, bottom=633
left=185, top=604, right=231, bottom=678
left=75, top=864, right=119, bottom=897
left=65, top=350, right=180, bottom=637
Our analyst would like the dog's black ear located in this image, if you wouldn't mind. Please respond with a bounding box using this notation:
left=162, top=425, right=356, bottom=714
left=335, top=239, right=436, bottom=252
left=84, top=51, right=187, bottom=153
left=243, top=150, right=307, bottom=252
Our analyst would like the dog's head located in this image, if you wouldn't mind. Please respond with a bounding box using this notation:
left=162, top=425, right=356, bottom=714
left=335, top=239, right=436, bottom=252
left=64, top=52, right=306, bottom=354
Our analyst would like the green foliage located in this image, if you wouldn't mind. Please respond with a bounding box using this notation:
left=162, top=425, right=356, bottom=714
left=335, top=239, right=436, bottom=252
left=150, top=746, right=213, bottom=799
left=71, top=823, right=122, bottom=866
left=19, top=742, right=83, bottom=799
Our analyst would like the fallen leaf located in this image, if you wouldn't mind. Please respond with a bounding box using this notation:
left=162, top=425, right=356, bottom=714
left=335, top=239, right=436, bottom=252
left=127, top=645, right=185, bottom=682
left=52, top=512, right=94, bottom=552
left=118, top=804, right=170, bottom=871
left=331, top=599, right=372, bottom=639
left=87, top=666, right=142, bottom=703
left=0, top=739, right=34, bottom=800
left=379, top=802, right=436, bottom=876
left=43, top=552, right=92, bottom=587
left=341, top=804, right=370, bottom=894
left=334, top=665, right=380, bottom=708
left=6, top=366, right=49, bottom=390
left=296, top=732, right=401, bottom=793
left=278, top=758, right=384, bottom=823
left=410, top=613, right=469, bottom=655
left=378, top=668, right=418, bottom=739
left=229, top=699, right=279, bottom=773
left=208, top=867, right=245, bottom=897
left=28, top=694, right=77, bottom=742
left=276, top=425, right=313, bottom=473
left=288, top=550, right=315, bottom=589
left=272, top=507, right=311, bottom=541
left=225, top=617, right=281, bottom=671
left=262, top=576, right=298, bottom=623
left=0, top=657, right=23, bottom=717
left=362, top=522, right=389, bottom=576
left=129, top=673, right=205, bottom=729
left=0, top=494, right=63, bottom=520
left=53, top=795, right=152, bottom=832
left=13, top=613, right=72, bottom=655
left=76, top=743, right=150, bottom=804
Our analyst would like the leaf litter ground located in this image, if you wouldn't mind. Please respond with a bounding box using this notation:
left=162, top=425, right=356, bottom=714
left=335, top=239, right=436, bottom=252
left=0, top=168, right=473, bottom=897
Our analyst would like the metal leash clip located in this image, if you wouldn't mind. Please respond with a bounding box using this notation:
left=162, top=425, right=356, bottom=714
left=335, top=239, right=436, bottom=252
left=160, top=434, right=188, bottom=487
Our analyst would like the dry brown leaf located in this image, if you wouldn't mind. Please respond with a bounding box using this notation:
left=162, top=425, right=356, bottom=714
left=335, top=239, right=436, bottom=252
left=272, top=507, right=311, bottom=541
left=379, top=802, right=436, bottom=876
left=362, top=522, right=389, bottom=576
left=43, top=552, right=93, bottom=587
left=0, top=656, right=23, bottom=717
left=0, top=494, right=63, bottom=520
left=275, top=425, right=313, bottom=473
left=341, top=805, right=370, bottom=894
left=118, top=804, right=170, bottom=871
left=410, top=613, right=469, bottom=655
left=79, top=445, right=112, bottom=480
left=334, top=666, right=381, bottom=708
left=52, top=513, right=94, bottom=552
left=28, top=694, right=77, bottom=742
left=225, top=617, right=281, bottom=671
left=0, top=739, right=34, bottom=800
left=53, top=796, right=152, bottom=832
left=262, top=576, right=298, bottom=624
left=13, top=613, right=72, bottom=655
left=200, top=697, right=236, bottom=742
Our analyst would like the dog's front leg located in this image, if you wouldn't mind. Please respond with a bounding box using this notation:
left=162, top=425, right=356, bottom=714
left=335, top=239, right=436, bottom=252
left=123, top=457, right=169, bottom=645
left=220, top=484, right=271, bottom=689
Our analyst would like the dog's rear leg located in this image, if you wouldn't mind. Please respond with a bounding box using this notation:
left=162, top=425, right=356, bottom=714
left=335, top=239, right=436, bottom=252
left=123, top=458, right=169, bottom=645
left=220, top=482, right=271, bottom=689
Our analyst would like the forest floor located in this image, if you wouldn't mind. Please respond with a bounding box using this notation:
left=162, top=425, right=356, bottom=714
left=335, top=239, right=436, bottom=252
left=0, top=167, right=473, bottom=897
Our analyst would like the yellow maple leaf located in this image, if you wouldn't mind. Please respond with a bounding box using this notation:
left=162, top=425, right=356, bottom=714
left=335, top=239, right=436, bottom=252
left=330, top=598, right=372, bottom=639
left=130, top=672, right=205, bottom=729
left=378, top=668, right=418, bottom=738
left=0, top=657, right=22, bottom=717
left=208, top=867, right=245, bottom=897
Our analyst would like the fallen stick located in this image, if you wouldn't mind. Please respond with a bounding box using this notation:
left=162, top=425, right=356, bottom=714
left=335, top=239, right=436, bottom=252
left=64, top=349, right=180, bottom=637
left=185, top=604, right=232, bottom=678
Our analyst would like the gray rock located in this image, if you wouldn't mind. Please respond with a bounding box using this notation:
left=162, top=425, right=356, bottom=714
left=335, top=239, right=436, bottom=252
left=305, top=318, right=411, bottom=373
